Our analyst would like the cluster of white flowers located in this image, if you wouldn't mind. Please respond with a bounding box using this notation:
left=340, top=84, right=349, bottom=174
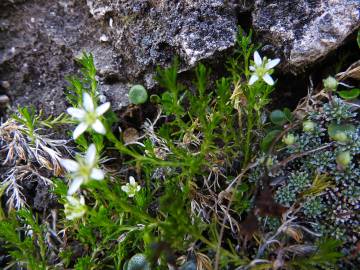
left=61, top=92, right=141, bottom=219
left=248, top=51, right=280, bottom=86
left=60, top=51, right=278, bottom=219
left=60, top=92, right=110, bottom=219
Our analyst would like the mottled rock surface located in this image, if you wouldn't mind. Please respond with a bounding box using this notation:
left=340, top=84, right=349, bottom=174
left=253, top=0, right=360, bottom=73
left=0, top=0, right=237, bottom=114
left=0, top=0, right=359, bottom=114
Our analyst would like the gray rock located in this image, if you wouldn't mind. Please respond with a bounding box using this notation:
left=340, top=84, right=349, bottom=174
left=253, top=0, right=360, bottom=73
left=0, top=0, right=237, bottom=114
left=1, top=0, right=359, bottom=114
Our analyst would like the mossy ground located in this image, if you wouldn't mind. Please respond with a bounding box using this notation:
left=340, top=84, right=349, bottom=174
left=0, top=30, right=359, bottom=270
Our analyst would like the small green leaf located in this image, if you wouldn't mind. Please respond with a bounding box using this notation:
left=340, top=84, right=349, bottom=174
left=237, top=183, right=249, bottom=193
left=261, top=129, right=282, bottom=152
left=129, top=85, right=148, bottom=105
left=283, top=107, right=293, bottom=122
left=337, top=88, right=360, bottom=100
left=357, top=30, right=360, bottom=48
left=270, top=110, right=288, bottom=126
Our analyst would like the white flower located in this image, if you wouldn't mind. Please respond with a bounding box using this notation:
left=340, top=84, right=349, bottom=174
left=121, top=176, right=141, bottom=197
left=60, top=144, right=104, bottom=195
left=64, top=195, right=87, bottom=220
left=248, top=51, right=280, bottom=86
left=67, top=92, right=111, bottom=140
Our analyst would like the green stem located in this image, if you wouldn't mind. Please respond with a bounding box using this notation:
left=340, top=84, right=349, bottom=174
left=105, top=130, right=186, bottom=168
left=196, top=234, right=247, bottom=265
left=244, top=109, right=254, bottom=165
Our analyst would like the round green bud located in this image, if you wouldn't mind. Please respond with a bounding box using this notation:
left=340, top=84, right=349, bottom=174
left=332, top=131, right=348, bottom=143
left=336, top=151, right=351, bottom=168
left=302, top=120, right=315, bottom=132
left=149, top=94, right=161, bottom=104
left=265, top=157, right=274, bottom=168
left=323, top=76, right=338, bottom=91
left=282, top=133, right=296, bottom=145
left=124, top=254, right=150, bottom=270
left=129, top=85, right=148, bottom=105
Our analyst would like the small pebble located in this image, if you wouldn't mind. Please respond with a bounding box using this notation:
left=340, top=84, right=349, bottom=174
left=0, top=95, right=10, bottom=106
left=99, top=94, right=107, bottom=103
left=123, top=127, right=139, bottom=144
left=0, top=81, right=10, bottom=89
left=100, top=34, right=109, bottom=42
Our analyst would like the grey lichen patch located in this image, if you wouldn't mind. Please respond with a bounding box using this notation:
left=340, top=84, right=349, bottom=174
left=86, top=0, right=237, bottom=69
left=0, top=0, right=237, bottom=113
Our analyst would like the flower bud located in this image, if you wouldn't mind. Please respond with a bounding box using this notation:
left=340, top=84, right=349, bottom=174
left=64, top=196, right=87, bottom=220
left=323, top=76, right=338, bottom=91
left=303, top=120, right=315, bottom=132
left=266, top=157, right=274, bottom=168
left=336, top=151, right=351, bottom=168
left=332, top=131, right=348, bottom=143
left=282, top=133, right=296, bottom=145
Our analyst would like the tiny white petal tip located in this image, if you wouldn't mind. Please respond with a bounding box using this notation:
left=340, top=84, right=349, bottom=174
left=92, top=120, right=106, bottom=134
left=73, top=122, right=88, bottom=140
left=83, top=92, right=95, bottom=112
left=262, top=73, right=275, bottom=86
left=248, top=74, right=259, bottom=85
left=254, top=51, right=262, bottom=66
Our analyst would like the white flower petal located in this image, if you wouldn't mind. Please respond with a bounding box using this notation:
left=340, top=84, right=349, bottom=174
left=83, top=92, right=94, bottom=112
left=248, top=74, right=259, bottom=85
left=90, top=168, right=104, bottom=180
left=121, top=185, right=130, bottom=193
left=73, top=122, right=88, bottom=139
left=66, top=213, right=79, bottom=220
left=254, top=51, right=262, bottom=66
left=128, top=193, right=135, bottom=198
left=91, top=119, right=106, bottom=134
left=79, top=196, right=85, bottom=205
left=65, top=212, right=76, bottom=220
left=85, top=144, right=97, bottom=166
left=265, top=58, right=280, bottom=69
left=129, top=176, right=136, bottom=185
left=262, top=73, right=275, bottom=85
left=96, top=102, right=111, bottom=116
left=66, top=196, right=78, bottom=205
left=67, top=108, right=86, bottom=120
left=249, top=66, right=256, bottom=71
left=60, top=159, right=80, bottom=172
left=67, top=177, right=84, bottom=195
left=136, top=186, right=141, bottom=192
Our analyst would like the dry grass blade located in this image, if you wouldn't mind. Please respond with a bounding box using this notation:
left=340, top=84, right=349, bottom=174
left=0, top=119, right=69, bottom=210
left=336, top=60, right=360, bottom=81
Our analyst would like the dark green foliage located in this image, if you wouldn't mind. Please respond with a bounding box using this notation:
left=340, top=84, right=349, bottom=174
left=65, top=52, right=98, bottom=107
left=270, top=109, right=288, bottom=126
left=0, top=210, right=48, bottom=270
left=1, top=31, right=355, bottom=270
left=337, top=88, right=360, bottom=100
left=289, top=238, right=343, bottom=270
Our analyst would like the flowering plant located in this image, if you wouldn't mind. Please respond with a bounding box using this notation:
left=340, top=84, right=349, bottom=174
left=60, top=144, right=104, bottom=195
